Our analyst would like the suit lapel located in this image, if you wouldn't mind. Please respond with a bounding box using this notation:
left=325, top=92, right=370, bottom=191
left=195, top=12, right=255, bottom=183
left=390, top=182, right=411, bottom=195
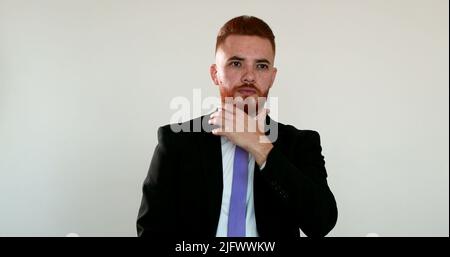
left=200, top=114, right=224, bottom=236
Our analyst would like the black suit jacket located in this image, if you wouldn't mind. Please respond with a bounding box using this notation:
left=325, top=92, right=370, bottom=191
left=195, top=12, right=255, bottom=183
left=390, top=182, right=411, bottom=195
left=137, top=114, right=338, bottom=237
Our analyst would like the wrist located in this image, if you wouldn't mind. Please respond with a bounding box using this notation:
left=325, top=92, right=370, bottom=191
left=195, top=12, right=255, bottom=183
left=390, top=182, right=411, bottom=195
left=249, top=135, right=273, bottom=166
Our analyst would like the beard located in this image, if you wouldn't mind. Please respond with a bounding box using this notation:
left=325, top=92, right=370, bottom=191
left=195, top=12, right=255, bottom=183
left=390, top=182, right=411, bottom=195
left=219, top=83, right=269, bottom=115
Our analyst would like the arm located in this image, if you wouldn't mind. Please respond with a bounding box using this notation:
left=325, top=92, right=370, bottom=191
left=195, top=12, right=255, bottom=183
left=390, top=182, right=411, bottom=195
left=137, top=126, right=178, bottom=237
left=208, top=107, right=337, bottom=236
left=259, top=131, right=338, bottom=237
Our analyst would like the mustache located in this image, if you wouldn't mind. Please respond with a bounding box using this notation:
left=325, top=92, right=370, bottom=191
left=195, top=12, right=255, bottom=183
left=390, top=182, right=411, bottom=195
left=235, top=84, right=261, bottom=94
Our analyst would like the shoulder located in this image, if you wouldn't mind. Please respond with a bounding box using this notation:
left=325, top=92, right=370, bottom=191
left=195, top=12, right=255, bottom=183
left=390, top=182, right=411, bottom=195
left=276, top=121, right=321, bottom=144
left=156, top=115, right=210, bottom=146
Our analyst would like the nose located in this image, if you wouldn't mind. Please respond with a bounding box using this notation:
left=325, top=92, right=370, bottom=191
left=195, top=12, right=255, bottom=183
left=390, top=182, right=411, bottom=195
left=241, top=66, right=255, bottom=84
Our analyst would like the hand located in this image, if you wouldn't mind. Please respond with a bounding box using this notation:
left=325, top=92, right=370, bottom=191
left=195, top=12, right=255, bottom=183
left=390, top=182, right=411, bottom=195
left=208, top=104, right=273, bottom=166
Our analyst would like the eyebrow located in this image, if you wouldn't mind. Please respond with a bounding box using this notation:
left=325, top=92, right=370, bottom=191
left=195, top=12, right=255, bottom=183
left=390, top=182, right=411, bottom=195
left=227, top=56, right=272, bottom=65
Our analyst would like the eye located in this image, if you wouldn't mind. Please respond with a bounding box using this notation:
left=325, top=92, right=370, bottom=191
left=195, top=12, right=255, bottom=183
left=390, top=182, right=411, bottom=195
left=230, top=61, right=241, bottom=68
left=256, top=63, right=269, bottom=70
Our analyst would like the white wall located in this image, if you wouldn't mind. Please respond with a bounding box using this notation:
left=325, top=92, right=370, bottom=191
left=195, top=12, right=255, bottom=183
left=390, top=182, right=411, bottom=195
left=0, top=0, right=448, bottom=236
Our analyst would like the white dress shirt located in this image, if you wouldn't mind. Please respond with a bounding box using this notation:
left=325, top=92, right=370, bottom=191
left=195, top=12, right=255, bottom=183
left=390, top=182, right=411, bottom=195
left=215, top=137, right=262, bottom=237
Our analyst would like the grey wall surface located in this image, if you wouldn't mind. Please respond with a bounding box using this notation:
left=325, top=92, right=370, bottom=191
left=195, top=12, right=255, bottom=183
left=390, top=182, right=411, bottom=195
left=0, top=0, right=448, bottom=236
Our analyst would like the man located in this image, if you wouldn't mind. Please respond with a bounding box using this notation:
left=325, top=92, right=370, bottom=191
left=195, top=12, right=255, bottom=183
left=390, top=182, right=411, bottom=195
left=137, top=15, right=338, bottom=237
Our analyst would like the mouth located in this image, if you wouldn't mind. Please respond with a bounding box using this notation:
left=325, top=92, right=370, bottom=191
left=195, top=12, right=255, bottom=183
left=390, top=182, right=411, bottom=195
left=236, top=87, right=257, bottom=96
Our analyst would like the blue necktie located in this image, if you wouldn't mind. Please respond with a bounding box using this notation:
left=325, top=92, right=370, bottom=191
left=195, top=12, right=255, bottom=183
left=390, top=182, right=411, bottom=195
left=227, top=145, right=248, bottom=237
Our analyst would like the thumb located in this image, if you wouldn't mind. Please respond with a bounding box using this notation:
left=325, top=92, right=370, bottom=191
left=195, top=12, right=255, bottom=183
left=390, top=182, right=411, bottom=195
left=257, top=108, right=270, bottom=120
left=255, top=108, right=269, bottom=132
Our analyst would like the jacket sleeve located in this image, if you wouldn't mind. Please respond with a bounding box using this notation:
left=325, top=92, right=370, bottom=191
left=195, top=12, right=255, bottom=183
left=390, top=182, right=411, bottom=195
left=137, top=126, right=178, bottom=237
left=261, top=130, right=338, bottom=237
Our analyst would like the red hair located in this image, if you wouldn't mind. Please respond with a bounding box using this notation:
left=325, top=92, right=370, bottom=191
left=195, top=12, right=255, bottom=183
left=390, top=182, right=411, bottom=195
left=215, top=15, right=276, bottom=54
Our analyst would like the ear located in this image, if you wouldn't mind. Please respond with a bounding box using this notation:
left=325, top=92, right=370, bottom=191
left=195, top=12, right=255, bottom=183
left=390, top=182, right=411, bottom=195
left=210, top=64, right=220, bottom=86
left=269, top=67, right=277, bottom=89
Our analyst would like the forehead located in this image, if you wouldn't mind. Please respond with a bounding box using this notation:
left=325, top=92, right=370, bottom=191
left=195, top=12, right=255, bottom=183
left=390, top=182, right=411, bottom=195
left=217, top=35, right=274, bottom=60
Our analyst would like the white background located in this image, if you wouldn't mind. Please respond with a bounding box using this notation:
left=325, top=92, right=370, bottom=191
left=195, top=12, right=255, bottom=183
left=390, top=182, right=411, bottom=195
left=0, top=0, right=448, bottom=236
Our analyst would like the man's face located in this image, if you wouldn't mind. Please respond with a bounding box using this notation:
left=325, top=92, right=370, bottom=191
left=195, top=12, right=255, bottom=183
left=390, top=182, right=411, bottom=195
left=210, top=35, right=277, bottom=107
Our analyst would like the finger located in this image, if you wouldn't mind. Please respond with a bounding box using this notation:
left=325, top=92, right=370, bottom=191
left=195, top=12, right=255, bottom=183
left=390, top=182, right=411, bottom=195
left=211, top=110, right=232, bottom=125
left=256, top=108, right=270, bottom=120
left=212, top=128, right=226, bottom=136
left=208, top=116, right=223, bottom=127
left=221, top=103, right=236, bottom=114
left=210, top=111, right=221, bottom=119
